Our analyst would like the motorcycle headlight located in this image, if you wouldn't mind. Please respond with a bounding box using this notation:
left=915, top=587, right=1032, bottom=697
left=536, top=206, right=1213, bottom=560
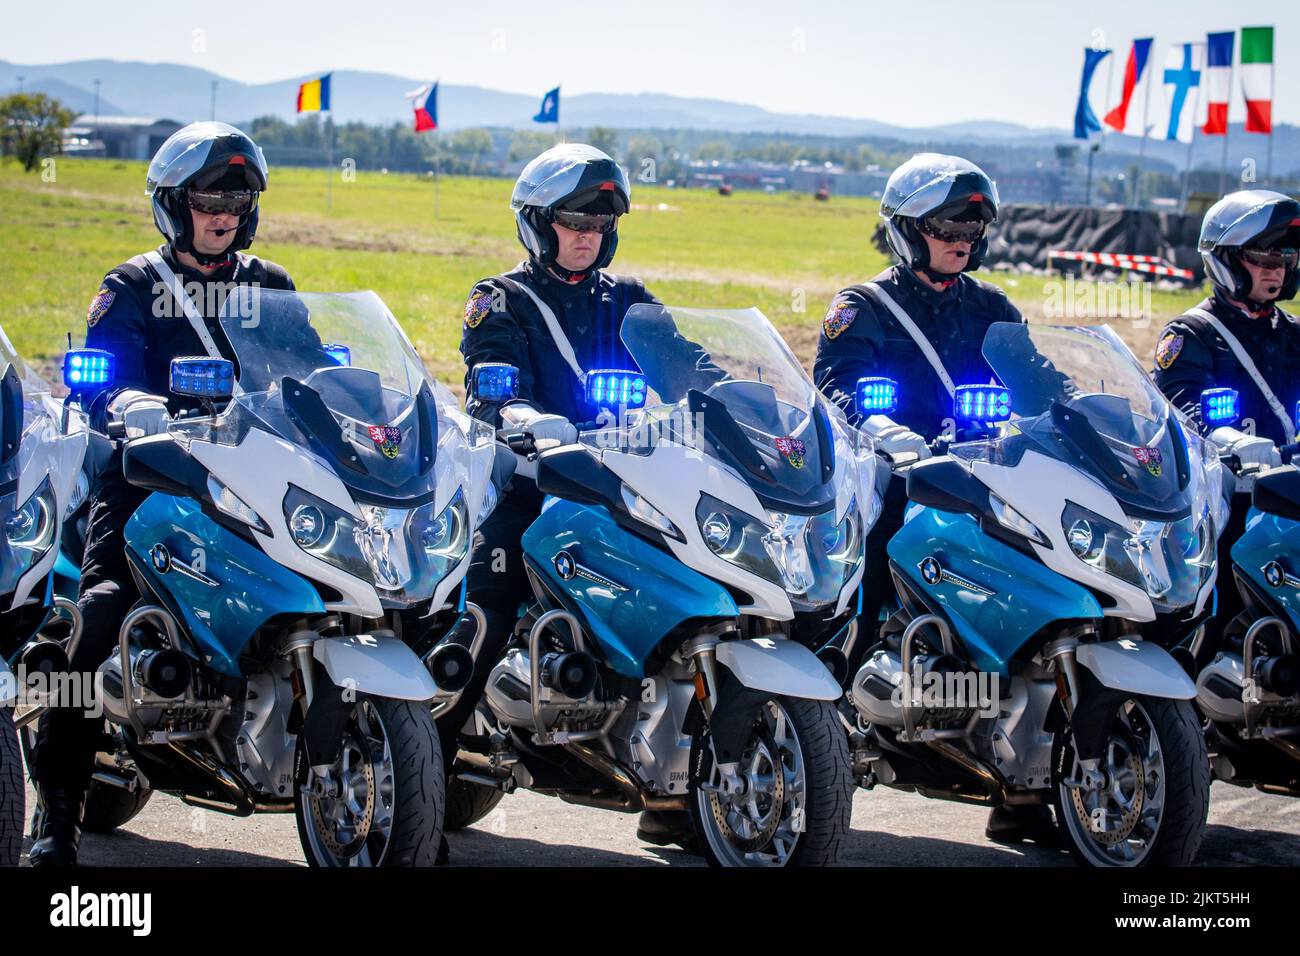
left=284, top=485, right=374, bottom=584
left=417, top=487, right=470, bottom=564
left=4, top=476, right=57, bottom=570
left=695, top=493, right=862, bottom=601
left=1060, top=501, right=1214, bottom=608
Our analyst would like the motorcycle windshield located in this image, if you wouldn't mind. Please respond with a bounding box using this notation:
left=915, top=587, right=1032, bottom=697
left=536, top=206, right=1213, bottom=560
left=206, top=289, right=441, bottom=501
left=619, top=304, right=834, bottom=510
left=0, top=328, right=61, bottom=596
left=980, top=323, right=1191, bottom=518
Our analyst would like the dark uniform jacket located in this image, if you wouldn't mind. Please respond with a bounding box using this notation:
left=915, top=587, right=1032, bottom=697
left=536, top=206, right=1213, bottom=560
left=459, top=259, right=659, bottom=426
left=813, top=264, right=1024, bottom=437
left=84, top=244, right=295, bottom=423
left=1153, top=294, right=1300, bottom=446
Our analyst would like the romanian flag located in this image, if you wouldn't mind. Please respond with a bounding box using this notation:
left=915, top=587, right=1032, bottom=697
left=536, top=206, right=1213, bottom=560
left=296, top=74, right=331, bottom=113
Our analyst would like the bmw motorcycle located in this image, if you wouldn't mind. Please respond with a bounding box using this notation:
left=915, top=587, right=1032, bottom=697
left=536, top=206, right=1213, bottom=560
left=846, top=323, right=1220, bottom=867
left=0, top=326, right=88, bottom=866
left=457, top=304, right=877, bottom=866
left=1191, top=392, right=1300, bottom=797
left=26, top=289, right=498, bottom=866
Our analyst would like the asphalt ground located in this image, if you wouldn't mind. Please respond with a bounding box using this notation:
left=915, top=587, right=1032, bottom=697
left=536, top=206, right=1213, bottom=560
left=18, top=777, right=1300, bottom=867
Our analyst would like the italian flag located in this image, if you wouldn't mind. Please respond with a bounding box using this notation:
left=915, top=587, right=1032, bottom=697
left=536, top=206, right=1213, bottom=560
left=1240, top=26, right=1274, bottom=133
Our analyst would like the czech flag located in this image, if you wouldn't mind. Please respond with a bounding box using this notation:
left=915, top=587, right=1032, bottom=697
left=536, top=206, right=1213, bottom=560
left=296, top=73, right=331, bottom=113
left=1104, top=38, right=1153, bottom=136
left=406, top=82, right=438, bottom=133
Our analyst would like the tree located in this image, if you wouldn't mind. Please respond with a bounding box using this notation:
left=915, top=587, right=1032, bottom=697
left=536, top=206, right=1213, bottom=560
left=0, top=93, right=75, bottom=172
left=450, top=128, right=494, bottom=175
left=585, top=126, right=620, bottom=158
left=509, top=129, right=557, bottom=162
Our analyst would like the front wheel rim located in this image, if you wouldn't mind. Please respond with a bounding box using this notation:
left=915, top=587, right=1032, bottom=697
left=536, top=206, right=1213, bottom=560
left=300, top=699, right=396, bottom=867
left=697, top=700, right=807, bottom=867
left=1060, top=698, right=1166, bottom=866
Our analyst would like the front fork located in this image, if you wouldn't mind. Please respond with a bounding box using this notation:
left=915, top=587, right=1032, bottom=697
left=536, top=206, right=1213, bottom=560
left=1042, top=634, right=1108, bottom=797
left=684, top=631, right=751, bottom=801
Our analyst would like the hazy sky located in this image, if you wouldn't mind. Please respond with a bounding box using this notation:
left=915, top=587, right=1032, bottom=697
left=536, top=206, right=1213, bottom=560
left=4, top=0, right=1295, bottom=128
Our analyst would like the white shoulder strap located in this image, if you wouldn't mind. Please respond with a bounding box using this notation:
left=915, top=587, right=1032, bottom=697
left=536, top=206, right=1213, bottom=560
left=143, top=250, right=223, bottom=360
left=513, top=282, right=585, bottom=381
left=861, top=282, right=956, bottom=397
left=1185, top=307, right=1296, bottom=443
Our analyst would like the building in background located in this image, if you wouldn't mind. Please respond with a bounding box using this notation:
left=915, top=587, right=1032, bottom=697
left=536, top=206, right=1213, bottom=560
left=63, top=116, right=182, bottom=160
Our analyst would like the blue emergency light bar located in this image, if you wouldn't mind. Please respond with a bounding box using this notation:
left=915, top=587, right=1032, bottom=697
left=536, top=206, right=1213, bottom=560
left=323, top=343, right=352, bottom=367
left=855, top=377, right=899, bottom=416
left=1200, top=387, right=1240, bottom=426
left=471, top=363, right=520, bottom=404
left=62, top=349, right=114, bottom=390
left=585, top=370, right=647, bottom=410
left=954, top=385, right=1012, bottom=423
left=170, top=357, right=235, bottom=400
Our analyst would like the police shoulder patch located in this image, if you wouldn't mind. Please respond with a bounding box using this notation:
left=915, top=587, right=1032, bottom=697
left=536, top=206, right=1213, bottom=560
left=823, top=301, right=858, bottom=340
left=464, top=290, right=494, bottom=329
left=1155, top=332, right=1184, bottom=370
left=87, top=286, right=115, bottom=328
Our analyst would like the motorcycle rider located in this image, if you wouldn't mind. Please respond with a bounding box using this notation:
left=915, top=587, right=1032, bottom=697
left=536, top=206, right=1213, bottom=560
left=28, top=122, right=297, bottom=866
left=814, top=153, right=1059, bottom=847
left=1153, top=189, right=1300, bottom=654
left=450, top=144, right=695, bottom=851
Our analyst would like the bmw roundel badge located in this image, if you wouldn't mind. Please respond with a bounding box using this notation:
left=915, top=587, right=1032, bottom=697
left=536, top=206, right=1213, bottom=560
left=554, top=550, right=576, bottom=580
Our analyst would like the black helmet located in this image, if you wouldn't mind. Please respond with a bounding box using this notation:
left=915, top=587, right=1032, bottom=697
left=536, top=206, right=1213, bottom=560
left=511, top=143, right=630, bottom=281
left=146, top=122, right=269, bottom=265
left=879, top=153, right=999, bottom=281
left=1199, top=189, right=1300, bottom=307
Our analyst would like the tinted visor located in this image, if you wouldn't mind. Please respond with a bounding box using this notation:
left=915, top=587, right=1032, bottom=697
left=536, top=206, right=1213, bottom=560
left=1240, top=246, right=1300, bottom=270
left=918, top=216, right=986, bottom=243
left=551, top=209, right=617, bottom=234
left=188, top=188, right=255, bottom=216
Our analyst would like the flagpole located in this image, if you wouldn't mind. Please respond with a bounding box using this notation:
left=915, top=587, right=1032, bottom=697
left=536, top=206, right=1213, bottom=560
left=325, top=109, right=334, bottom=212
left=1267, top=58, right=1275, bottom=182
left=1135, top=45, right=1153, bottom=207
left=1218, top=44, right=1235, bottom=197
left=1179, top=128, right=1196, bottom=212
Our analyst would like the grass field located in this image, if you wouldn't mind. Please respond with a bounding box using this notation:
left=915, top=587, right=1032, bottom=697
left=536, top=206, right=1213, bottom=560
left=0, top=158, right=1205, bottom=391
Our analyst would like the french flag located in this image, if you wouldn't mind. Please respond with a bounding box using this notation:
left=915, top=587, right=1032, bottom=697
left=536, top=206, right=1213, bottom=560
left=406, top=82, right=438, bottom=134
left=1105, top=38, right=1153, bottom=136
left=1202, top=32, right=1234, bottom=136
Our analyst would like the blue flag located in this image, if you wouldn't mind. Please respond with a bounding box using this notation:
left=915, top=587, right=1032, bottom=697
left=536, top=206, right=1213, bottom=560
left=1074, top=48, right=1111, bottom=139
left=534, top=86, right=560, bottom=124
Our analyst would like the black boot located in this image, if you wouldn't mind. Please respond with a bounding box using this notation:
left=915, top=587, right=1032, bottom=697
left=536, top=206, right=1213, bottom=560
left=636, top=810, right=700, bottom=854
left=985, top=803, right=1062, bottom=848
left=28, top=783, right=85, bottom=867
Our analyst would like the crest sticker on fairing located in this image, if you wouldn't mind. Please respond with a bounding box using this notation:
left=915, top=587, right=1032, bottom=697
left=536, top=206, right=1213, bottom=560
left=774, top=436, right=806, bottom=469
left=822, top=302, right=858, bottom=340
left=1134, top=446, right=1163, bottom=477
left=367, top=425, right=402, bottom=459
left=1155, top=333, right=1184, bottom=370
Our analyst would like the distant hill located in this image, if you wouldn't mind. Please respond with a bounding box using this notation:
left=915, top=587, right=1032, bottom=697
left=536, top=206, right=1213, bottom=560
left=1, top=58, right=1295, bottom=174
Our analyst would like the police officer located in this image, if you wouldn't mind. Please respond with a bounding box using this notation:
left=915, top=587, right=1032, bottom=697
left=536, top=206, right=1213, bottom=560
left=1153, top=189, right=1300, bottom=653
left=450, top=144, right=693, bottom=850
left=29, top=122, right=295, bottom=866
left=814, top=154, right=1060, bottom=847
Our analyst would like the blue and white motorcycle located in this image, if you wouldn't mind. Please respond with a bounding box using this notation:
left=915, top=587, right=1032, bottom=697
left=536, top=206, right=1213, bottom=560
left=28, top=289, right=498, bottom=866
left=0, top=326, right=88, bottom=866
left=461, top=304, right=877, bottom=866
left=1192, top=392, right=1300, bottom=797
left=846, top=323, right=1220, bottom=866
